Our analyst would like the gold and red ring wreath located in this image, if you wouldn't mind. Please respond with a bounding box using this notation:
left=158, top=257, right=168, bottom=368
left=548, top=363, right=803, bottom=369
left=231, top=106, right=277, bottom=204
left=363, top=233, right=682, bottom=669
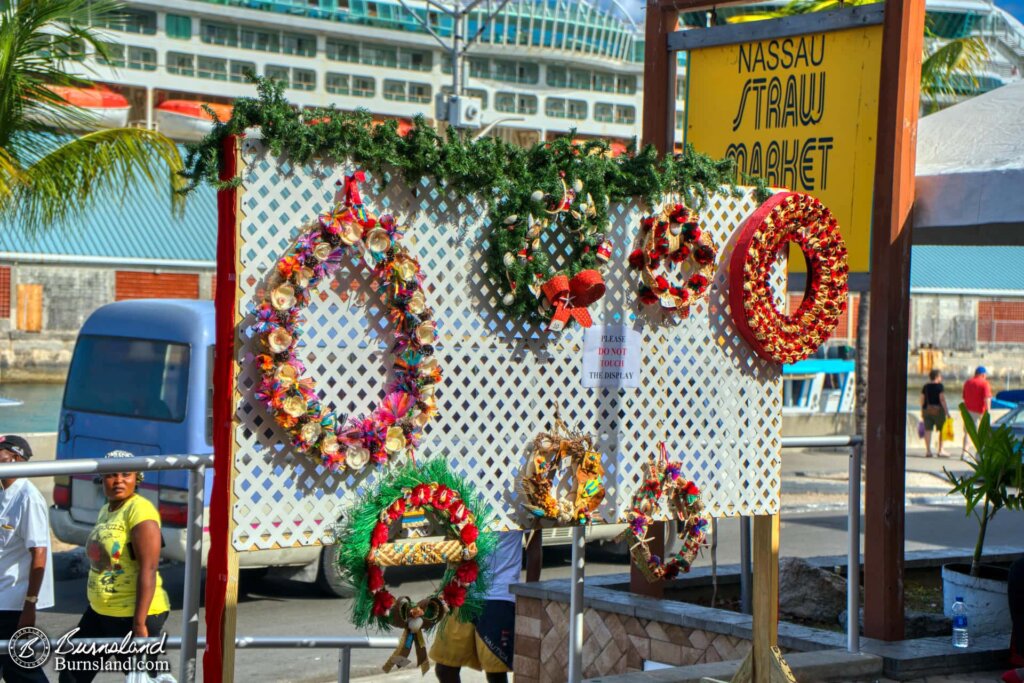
left=628, top=203, right=717, bottom=318
left=337, top=459, right=496, bottom=674
left=252, top=171, right=441, bottom=471
left=728, top=191, right=849, bottom=365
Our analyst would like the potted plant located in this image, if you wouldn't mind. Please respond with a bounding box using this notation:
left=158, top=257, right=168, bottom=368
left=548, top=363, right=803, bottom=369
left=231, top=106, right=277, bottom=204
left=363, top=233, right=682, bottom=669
left=942, top=403, right=1024, bottom=634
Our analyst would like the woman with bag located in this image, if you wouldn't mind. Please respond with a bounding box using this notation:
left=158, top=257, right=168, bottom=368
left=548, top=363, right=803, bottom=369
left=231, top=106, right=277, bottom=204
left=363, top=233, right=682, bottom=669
left=920, top=369, right=950, bottom=458
left=59, top=451, right=170, bottom=683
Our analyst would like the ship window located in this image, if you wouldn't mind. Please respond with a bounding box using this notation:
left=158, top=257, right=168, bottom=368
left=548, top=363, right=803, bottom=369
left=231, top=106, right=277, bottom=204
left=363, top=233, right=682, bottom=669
left=241, top=27, right=281, bottom=53
left=229, top=61, right=255, bottom=83
left=518, top=63, right=538, bottom=84
left=383, top=79, right=406, bottom=101
left=166, top=14, right=192, bottom=40
left=265, top=64, right=290, bottom=86
left=496, top=92, right=536, bottom=115
left=407, top=82, right=431, bottom=104
left=546, top=98, right=586, bottom=119
left=198, top=56, right=228, bottom=81
left=399, top=49, right=432, bottom=71
left=326, top=73, right=350, bottom=95
left=616, top=75, right=636, bottom=95
left=567, top=100, right=587, bottom=119
left=127, top=46, right=157, bottom=71
left=594, top=72, right=615, bottom=93
left=96, top=42, right=126, bottom=68
left=326, top=38, right=358, bottom=62
left=167, top=52, right=195, bottom=76
left=546, top=66, right=567, bottom=87
left=96, top=9, right=156, bottom=35
left=676, top=111, right=684, bottom=130
left=283, top=33, right=316, bottom=57
left=615, top=105, right=636, bottom=124
left=362, top=44, right=397, bottom=67
left=292, top=68, right=316, bottom=91
left=568, top=68, right=590, bottom=89
left=594, top=102, right=613, bottom=123
left=201, top=21, right=238, bottom=47
left=352, top=76, right=375, bottom=97
left=676, top=78, right=686, bottom=100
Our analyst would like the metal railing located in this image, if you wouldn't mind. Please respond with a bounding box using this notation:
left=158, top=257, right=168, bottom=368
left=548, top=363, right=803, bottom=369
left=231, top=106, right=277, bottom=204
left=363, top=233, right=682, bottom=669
left=0, top=454, right=398, bottom=683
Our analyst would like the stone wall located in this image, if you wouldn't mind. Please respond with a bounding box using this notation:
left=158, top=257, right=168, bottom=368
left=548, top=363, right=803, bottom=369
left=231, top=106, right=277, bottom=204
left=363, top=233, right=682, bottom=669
left=513, top=597, right=752, bottom=682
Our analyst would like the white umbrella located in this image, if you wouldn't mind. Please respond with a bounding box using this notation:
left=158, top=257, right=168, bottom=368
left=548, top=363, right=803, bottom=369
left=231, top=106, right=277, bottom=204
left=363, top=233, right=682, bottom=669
left=914, top=80, right=1024, bottom=236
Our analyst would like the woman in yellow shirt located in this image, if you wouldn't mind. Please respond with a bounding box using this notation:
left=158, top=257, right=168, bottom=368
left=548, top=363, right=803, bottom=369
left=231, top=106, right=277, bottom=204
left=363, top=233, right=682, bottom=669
left=59, top=450, right=170, bottom=683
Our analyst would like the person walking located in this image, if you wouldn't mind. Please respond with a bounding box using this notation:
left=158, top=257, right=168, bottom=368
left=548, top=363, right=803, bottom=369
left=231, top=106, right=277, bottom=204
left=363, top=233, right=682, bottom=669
left=0, top=435, right=53, bottom=683
left=58, top=451, right=169, bottom=683
left=962, top=366, right=993, bottom=459
left=431, top=530, right=523, bottom=683
left=921, top=369, right=950, bottom=457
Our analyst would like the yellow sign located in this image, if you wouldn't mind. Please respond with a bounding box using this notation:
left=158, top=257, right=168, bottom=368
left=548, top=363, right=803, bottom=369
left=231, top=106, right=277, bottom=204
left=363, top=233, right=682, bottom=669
left=686, top=25, right=883, bottom=274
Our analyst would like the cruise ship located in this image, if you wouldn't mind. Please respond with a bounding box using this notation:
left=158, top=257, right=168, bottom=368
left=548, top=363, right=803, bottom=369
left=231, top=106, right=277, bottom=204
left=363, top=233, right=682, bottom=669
left=57, top=0, right=1024, bottom=145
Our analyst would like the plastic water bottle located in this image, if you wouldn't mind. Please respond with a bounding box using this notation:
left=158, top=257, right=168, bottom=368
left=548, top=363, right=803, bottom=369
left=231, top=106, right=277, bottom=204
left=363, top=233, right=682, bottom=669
left=951, top=596, right=969, bottom=648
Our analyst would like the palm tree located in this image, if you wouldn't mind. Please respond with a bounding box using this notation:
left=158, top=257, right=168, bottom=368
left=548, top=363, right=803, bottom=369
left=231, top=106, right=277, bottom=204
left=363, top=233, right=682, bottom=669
left=726, top=0, right=990, bottom=111
left=0, top=0, right=184, bottom=230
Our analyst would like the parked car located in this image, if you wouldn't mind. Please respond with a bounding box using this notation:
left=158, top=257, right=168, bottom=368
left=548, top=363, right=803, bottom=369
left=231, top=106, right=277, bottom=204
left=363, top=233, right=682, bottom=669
left=51, top=299, right=623, bottom=596
left=993, top=390, right=1024, bottom=444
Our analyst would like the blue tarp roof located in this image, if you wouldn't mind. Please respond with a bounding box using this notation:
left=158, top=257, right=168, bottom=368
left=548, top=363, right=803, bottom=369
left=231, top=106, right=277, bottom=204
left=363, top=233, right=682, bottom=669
left=909, top=245, right=1024, bottom=294
left=0, top=145, right=216, bottom=264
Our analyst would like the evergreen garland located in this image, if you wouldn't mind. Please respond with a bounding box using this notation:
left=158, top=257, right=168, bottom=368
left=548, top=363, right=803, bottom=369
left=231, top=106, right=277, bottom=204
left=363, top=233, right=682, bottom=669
left=335, top=458, right=497, bottom=631
left=180, top=77, right=769, bottom=324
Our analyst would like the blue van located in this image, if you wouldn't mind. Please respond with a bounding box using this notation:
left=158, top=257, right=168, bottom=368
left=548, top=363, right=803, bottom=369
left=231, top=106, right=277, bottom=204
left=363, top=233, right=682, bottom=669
left=49, top=300, right=347, bottom=595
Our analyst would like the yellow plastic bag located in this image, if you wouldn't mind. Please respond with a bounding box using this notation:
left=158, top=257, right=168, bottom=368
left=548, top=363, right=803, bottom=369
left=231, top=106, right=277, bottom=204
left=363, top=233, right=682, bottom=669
left=941, top=417, right=955, bottom=442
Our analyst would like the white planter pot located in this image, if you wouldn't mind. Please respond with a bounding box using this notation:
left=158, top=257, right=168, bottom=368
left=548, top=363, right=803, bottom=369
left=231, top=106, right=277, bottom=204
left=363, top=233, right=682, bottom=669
left=942, top=563, right=1011, bottom=635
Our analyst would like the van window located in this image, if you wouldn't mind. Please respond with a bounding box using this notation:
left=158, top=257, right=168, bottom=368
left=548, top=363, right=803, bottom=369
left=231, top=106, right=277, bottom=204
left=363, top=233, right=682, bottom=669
left=64, top=335, right=190, bottom=422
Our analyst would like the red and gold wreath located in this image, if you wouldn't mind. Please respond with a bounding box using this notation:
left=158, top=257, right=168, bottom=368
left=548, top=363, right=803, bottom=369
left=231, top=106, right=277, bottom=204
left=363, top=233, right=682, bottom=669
left=251, top=172, right=441, bottom=471
left=618, top=445, right=708, bottom=583
left=628, top=203, right=718, bottom=317
left=337, top=460, right=495, bottom=673
left=519, top=418, right=605, bottom=525
left=728, top=192, right=849, bottom=364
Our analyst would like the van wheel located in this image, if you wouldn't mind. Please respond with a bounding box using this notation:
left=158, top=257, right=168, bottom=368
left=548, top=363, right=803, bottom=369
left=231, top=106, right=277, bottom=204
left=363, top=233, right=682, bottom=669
left=315, top=544, right=352, bottom=598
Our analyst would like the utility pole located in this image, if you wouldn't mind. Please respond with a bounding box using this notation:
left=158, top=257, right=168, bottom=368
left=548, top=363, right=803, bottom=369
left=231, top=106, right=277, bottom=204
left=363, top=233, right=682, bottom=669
left=394, top=0, right=514, bottom=129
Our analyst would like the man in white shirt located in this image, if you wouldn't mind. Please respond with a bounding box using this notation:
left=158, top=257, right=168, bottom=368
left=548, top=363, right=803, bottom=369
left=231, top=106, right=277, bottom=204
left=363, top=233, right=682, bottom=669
left=0, top=435, right=53, bottom=683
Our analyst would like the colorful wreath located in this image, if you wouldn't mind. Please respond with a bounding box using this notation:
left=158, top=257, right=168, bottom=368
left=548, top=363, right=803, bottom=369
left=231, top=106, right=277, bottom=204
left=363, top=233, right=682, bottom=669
left=728, top=191, right=849, bottom=364
left=618, top=445, right=709, bottom=583
left=337, top=459, right=496, bottom=673
left=252, top=171, right=442, bottom=470
left=489, top=175, right=610, bottom=332
left=519, top=417, right=605, bottom=525
left=628, top=203, right=718, bottom=317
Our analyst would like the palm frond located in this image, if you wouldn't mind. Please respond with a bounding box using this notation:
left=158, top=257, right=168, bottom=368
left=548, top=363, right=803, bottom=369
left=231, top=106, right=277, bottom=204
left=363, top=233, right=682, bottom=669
left=4, top=128, right=185, bottom=230
left=920, top=36, right=990, bottom=99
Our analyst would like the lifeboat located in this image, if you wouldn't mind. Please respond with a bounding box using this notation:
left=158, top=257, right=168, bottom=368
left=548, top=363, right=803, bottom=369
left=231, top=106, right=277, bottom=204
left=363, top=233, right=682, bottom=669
left=155, top=100, right=233, bottom=141
left=27, top=85, right=130, bottom=129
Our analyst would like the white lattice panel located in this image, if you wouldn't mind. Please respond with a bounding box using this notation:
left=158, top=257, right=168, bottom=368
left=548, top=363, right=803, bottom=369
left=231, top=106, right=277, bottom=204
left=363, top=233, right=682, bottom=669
left=229, top=140, right=782, bottom=551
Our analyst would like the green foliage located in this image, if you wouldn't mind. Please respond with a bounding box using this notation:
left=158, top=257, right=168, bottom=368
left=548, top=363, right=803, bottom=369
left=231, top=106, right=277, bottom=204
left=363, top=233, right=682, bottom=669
left=0, top=0, right=184, bottom=228
left=182, top=77, right=767, bottom=323
left=334, top=459, right=497, bottom=631
left=944, top=404, right=1024, bottom=576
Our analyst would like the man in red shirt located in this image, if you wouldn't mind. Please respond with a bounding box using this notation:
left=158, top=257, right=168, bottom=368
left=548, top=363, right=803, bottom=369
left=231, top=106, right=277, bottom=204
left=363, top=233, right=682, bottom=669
left=962, top=366, right=992, bottom=459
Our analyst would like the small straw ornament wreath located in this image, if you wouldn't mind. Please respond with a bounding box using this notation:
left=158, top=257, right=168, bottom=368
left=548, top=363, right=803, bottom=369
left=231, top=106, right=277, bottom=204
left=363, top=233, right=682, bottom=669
left=489, top=175, right=609, bottom=332
left=251, top=171, right=442, bottom=471
left=336, top=459, right=495, bottom=673
left=629, top=203, right=717, bottom=318
left=519, top=417, right=605, bottom=525
left=728, top=191, right=849, bottom=364
left=618, top=444, right=709, bottom=583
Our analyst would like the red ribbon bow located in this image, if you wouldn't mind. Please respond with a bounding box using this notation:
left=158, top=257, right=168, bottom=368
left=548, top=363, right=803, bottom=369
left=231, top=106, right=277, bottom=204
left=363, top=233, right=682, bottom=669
left=343, top=171, right=366, bottom=206
left=542, top=270, right=606, bottom=332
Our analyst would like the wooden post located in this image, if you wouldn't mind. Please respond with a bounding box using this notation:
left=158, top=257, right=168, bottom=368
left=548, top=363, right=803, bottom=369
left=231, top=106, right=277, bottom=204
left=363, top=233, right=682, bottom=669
left=640, top=0, right=677, bottom=154
left=204, top=135, right=243, bottom=683
left=863, top=0, right=926, bottom=642
left=751, top=514, right=778, bottom=682
left=525, top=524, right=543, bottom=583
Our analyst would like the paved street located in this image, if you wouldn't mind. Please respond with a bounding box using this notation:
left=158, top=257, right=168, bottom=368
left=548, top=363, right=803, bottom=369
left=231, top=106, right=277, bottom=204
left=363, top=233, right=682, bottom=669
left=20, top=446, right=1023, bottom=681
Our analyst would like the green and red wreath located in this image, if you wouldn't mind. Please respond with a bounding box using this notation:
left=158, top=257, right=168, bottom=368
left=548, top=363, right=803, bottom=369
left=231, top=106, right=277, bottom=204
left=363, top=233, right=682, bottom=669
left=336, top=459, right=496, bottom=672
